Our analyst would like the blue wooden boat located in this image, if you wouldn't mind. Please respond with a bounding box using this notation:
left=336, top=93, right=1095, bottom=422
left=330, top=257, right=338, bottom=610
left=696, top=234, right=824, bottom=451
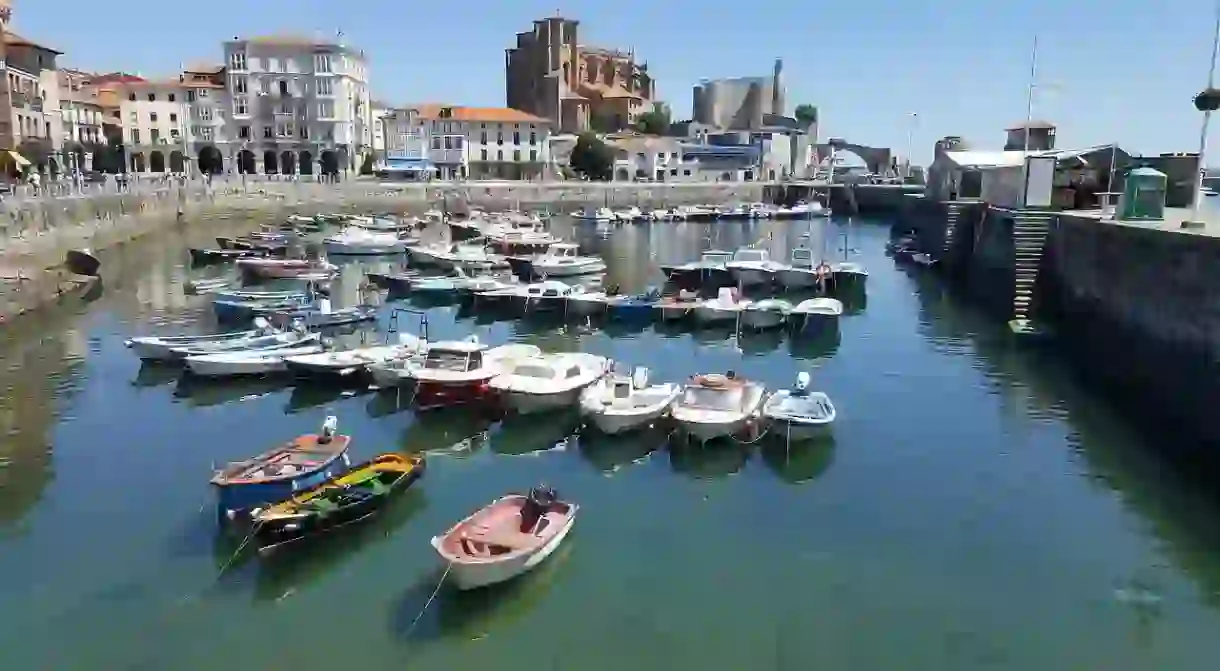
left=606, top=288, right=662, bottom=322
left=211, top=416, right=352, bottom=521
left=213, top=295, right=310, bottom=322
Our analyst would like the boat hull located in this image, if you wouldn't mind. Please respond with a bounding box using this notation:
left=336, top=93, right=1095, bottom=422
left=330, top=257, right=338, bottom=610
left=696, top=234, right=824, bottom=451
left=567, top=298, right=606, bottom=316
left=214, top=455, right=351, bottom=520
left=414, top=380, right=496, bottom=411
left=322, top=241, right=408, bottom=256
left=582, top=404, right=670, bottom=435
left=728, top=267, right=774, bottom=287
left=500, top=387, right=584, bottom=415
left=833, top=270, right=868, bottom=290
left=438, top=514, right=576, bottom=590
left=775, top=269, right=821, bottom=290
left=765, top=418, right=830, bottom=442
left=532, top=261, right=606, bottom=277
left=789, top=312, right=840, bottom=333
left=740, top=309, right=788, bottom=330
left=692, top=305, right=740, bottom=325
left=673, top=414, right=753, bottom=442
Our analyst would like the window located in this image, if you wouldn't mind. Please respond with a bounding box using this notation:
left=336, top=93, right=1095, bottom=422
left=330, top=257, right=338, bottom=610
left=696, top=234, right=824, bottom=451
left=150, top=112, right=158, bottom=123
left=431, top=137, right=440, bottom=150
left=169, top=113, right=177, bottom=123
left=316, top=78, right=332, bottom=95
left=513, top=131, right=520, bottom=144
left=530, top=150, right=537, bottom=162
left=197, top=107, right=213, bottom=121
left=147, top=93, right=156, bottom=102
left=300, top=125, right=309, bottom=139
left=683, top=169, right=692, bottom=176
left=481, top=149, right=487, bottom=160
left=480, top=131, right=487, bottom=143
left=497, top=150, right=503, bottom=161
left=128, top=111, right=137, bottom=123
left=234, top=97, right=249, bottom=115
left=317, top=101, right=334, bottom=118
left=238, top=125, right=250, bottom=139
left=263, top=126, right=273, bottom=138
left=268, top=58, right=279, bottom=73
left=278, top=80, right=288, bottom=96
left=670, top=169, right=678, bottom=176
left=530, top=131, right=536, bottom=144
left=198, top=126, right=215, bottom=141
left=150, top=129, right=160, bottom=144
left=198, top=88, right=209, bottom=99
left=233, top=76, right=247, bottom=94
left=454, top=137, right=463, bottom=148
left=128, top=92, right=136, bottom=101
left=513, top=150, right=520, bottom=162
left=276, top=122, right=293, bottom=137
left=231, top=51, right=247, bottom=70
left=130, top=129, right=140, bottom=144
left=187, top=90, right=196, bottom=103
left=496, top=131, right=503, bottom=145
left=168, top=93, right=176, bottom=102
left=314, top=53, right=332, bottom=73
left=170, top=129, right=180, bottom=140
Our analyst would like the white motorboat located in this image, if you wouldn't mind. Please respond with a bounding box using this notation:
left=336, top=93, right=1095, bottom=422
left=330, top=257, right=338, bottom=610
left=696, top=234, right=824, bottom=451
left=692, top=287, right=751, bottom=325
left=777, top=201, right=829, bottom=218
left=565, top=290, right=608, bottom=317
left=526, top=243, right=606, bottom=278
left=671, top=372, right=767, bottom=442
left=776, top=246, right=830, bottom=290
left=431, top=486, right=577, bottom=590
left=761, top=372, right=836, bottom=441
left=392, top=340, right=543, bottom=409
left=168, top=329, right=319, bottom=360
left=490, top=351, right=610, bottom=414
left=322, top=226, right=411, bottom=256
left=125, top=318, right=275, bottom=361
left=406, top=242, right=451, bottom=267
left=655, top=291, right=699, bottom=322
left=573, top=207, right=613, bottom=222
left=185, top=342, right=326, bottom=378
left=612, top=207, right=643, bottom=223
left=725, top=247, right=784, bottom=286
left=832, top=261, right=869, bottom=290
left=521, top=280, right=579, bottom=312
left=664, top=250, right=733, bottom=287
left=283, top=333, right=424, bottom=379
left=741, top=299, right=794, bottom=330
left=579, top=366, right=680, bottom=434
left=434, top=243, right=509, bottom=273
left=348, top=216, right=418, bottom=233
left=484, top=219, right=559, bottom=250
left=788, top=297, right=844, bottom=332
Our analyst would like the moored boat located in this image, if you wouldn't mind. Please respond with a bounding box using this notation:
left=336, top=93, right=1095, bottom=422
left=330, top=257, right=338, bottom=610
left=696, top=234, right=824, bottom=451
left=125, top=318, right=275, bottom=361
left=692, top=287, right=751, bottom=325
left=788, top=297, right=843, bottom=332
left=489, top=351, right=611, bottom=415
left=237, top=257, right=337, bottom=280
left=431, top=485, right=578, bottom=590
left=741, top=298, right=794, bottom=330
left=211, top=416, right=352, bottom=521
left=184, top=340, right=326, bottom=377
left=283, top=334, right=424, bottom=380
left=579, top=366, right=679, bottom=434
left=761, top=372, right=836, bottom=442
left=671, top=372, right=767, bottom=443
left=250, top=453, right=426, bottom=555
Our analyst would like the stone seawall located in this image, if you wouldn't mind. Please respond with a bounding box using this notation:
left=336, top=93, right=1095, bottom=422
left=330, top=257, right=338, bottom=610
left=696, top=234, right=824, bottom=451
left=1043, top=216, right=1220, bottom=455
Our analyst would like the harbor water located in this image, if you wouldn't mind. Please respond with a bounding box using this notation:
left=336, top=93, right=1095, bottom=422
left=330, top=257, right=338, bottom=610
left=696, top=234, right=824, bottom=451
left=3, top=214, right=1220, bottom=670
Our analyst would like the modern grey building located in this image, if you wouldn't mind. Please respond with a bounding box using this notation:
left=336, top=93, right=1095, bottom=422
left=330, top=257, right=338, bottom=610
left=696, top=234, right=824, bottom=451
left=691, top=59, right=785, bottom=131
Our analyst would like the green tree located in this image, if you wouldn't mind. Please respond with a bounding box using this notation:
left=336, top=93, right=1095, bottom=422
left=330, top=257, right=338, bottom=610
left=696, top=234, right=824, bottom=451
left=794, top=104, right=818, bottom=127
left=635, top=108, right=671, bottom=135
left=569, top=132, right=614, bottom=181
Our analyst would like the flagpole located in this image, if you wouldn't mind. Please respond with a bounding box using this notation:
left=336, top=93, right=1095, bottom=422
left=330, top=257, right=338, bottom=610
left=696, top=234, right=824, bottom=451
left=1187, top=0, right=1220, bottom=227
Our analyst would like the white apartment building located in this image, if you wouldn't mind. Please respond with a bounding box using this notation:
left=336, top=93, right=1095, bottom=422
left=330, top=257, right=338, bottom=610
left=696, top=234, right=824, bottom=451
left=221, top=35, right=372, bottom=176
left=114, top=79, right=194, bottom=173
left=371, top=100, right=389, bottom=163
left=4, top=31, right=63, bottom=172
left=58, top=70, right=104, bottom=171
left=381, top=105, right=552, bottom=180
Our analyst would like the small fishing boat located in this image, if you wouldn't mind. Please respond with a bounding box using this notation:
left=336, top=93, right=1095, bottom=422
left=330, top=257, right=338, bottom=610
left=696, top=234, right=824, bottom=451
left=655, top=291, right=699, bottom=322
left=573, top=207, right=613, bottom=222
left=517, top=243, right=606, bottom=278
left=725, top=247, right=783, bottom=287
left=522, top=280, right=580, bottom=313
left=184, top=277, right=233, bottom=295
left=434, top=242, right=510, bottom=273
left=322, top=228, right=411, bottom=256
left=283, top=333, right=424, bottom=380
left=579, top=366, right=680, bottom=434
left=211, top=416, right=351, bottom=521
left=237, top=258, right=337, bottom=280
left=213, top=295, right=311, bottom=323
left=211, top=288, right=311, bottom=303
left=605, top=288, right=661, bottom=322
left=489, top=351, right=611, bottom=414
left=761, top=372, right=836, bottom=441
left=692, top=287, right=751, bottom=325
left=185, top=341, right=326, bottom=377
left=775, top=246, right=829, bottom=290
left=832, top=261, right=869, bottom=291
left=788, top=297, right=843, bottom=332
left=671, top=372, right=767, bottom=442
left=250, top=453, right=426, bottom=555
left=372, top=340, right=540, bottom=409
left=125, top=318, right=275, bottom=361
left=741, top=298, right=794, bottom=330
left=431, top=485, right=578, bottom=590
left=168, top=329, right=319, bottom=360
left=270, top=299, right=379, bottom=329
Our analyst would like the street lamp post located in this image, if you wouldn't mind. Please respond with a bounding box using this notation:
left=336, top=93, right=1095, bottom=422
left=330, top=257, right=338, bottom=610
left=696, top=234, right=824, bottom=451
left=1187, top=0, right=1220, bottom=229
left=904, top=112, right=918, bottom=181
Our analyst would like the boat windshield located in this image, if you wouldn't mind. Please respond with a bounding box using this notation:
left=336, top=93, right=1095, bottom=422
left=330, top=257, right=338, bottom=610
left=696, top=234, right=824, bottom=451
left=733, top=250, right=766, bottom=262
left=423, top=351, right=472, bottom=371
left=511, top=363, right=555, bottom=379
left=681, top=386, right=742, bottom=410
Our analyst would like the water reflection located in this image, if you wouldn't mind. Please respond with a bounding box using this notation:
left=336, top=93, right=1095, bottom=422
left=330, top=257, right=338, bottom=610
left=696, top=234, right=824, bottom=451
left=760, top=435, right=836, bottom=484
left=575, top=427, right=665, bottom=473
left=667, top=441, right=751, bottom=479
left=400, top=408, right=496, bottom=457
left=490, top=412, right=581, bottom=457
left=173, top=375, right=289, bottom=408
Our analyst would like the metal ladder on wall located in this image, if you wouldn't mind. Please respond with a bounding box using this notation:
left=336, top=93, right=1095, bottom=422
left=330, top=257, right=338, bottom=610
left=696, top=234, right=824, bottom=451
left=1011, top=211, right=1053, bottom=322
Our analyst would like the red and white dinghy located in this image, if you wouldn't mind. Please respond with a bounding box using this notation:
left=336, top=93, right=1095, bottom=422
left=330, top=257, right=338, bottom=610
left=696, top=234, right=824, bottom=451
left=431, top=486, right=577, bottom=590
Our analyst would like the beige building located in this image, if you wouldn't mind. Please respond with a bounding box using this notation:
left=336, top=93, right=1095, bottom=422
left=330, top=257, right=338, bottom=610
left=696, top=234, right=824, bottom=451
left=57, top=69, right=104, bottom=171
left=2, top=17, right=63, bottom=174
left=505, top=15, right=655, bottom=134
left=381, top=105, right=552, bottom=180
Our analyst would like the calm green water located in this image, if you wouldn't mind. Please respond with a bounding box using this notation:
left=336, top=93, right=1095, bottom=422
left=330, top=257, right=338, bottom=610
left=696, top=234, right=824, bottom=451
left=3, top=214, right=1220, bottom=670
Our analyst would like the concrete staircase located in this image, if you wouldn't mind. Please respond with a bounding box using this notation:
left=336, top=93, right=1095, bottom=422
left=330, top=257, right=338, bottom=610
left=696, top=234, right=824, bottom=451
left=1011, top=211, right=1053, bottom=322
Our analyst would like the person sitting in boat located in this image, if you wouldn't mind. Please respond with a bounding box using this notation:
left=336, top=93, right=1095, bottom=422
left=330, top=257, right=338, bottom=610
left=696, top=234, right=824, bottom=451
left=520, top=485, right=557, bottom=533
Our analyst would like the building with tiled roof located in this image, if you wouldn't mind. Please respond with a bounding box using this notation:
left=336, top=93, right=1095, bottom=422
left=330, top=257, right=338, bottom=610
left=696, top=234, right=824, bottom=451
left=505, top=15, right=656, bottom=134
left=0, top=5, right=65, bottom=170
left=379, top=104, right=554, bottom=180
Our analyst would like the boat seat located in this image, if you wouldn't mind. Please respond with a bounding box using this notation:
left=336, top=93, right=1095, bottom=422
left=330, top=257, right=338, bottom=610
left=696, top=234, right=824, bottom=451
left=461, top=526, right=535, bottom=550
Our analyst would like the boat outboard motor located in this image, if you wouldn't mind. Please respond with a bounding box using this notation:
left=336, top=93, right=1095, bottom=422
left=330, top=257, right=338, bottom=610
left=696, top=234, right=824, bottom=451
left=319, top=415, right=339, bottom=444
left=794, top=372, right=811, bottom=397
left=520, top=485, right=558, bottom=532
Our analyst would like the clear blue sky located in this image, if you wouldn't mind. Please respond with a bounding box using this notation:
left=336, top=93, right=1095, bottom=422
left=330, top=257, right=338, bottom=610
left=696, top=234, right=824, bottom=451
left=15, top=0, right=1220, bottom=161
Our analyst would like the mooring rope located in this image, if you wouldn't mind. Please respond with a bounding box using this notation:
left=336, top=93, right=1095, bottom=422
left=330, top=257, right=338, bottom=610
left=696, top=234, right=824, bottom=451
left=215, top=521, right=263, bottom=579
left=403, top=564, right=452, bottom=639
